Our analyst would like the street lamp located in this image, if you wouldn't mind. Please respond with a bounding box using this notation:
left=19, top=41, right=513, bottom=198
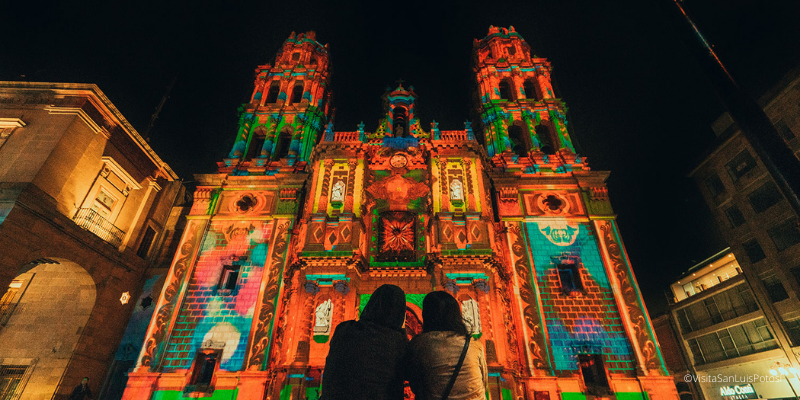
left=770, top=362, right=800, bottom=400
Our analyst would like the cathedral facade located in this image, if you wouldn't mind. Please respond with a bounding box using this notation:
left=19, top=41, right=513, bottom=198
left=122, top=27, right=677, bottom=400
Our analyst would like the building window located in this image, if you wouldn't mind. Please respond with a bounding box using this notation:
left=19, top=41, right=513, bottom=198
left=761, top=274, right=789, bottom=302
left=290, top=82, right=304, bottom=104
left=725, top=150, right=757, bottom=181
left=783, top=318, right=800, bottom=346
left=535, top=124, right=556, bottom=155
left=186, top=349, right=221, bottom=393
left=557, top=264, right=583, bottom=294
left=507, top=123, right=530, bottom=157
left=0, top=279, right=22, bottom=326
left=523, top=79, right=541, bottom=100
left=218, top=265, right=241, bottom=292
left=705, top=173, right=726, bottom=198
left=245, top=133, right=266, bottom=161
left=275, top=127, right=293, bottom=159
left=742, top=239, right=766, bottom=263
left=776, top=120, right=795, bottom=141
left=724, top=205, right=746, bottom=228
left=392, top=106, right=408, bottom=137
left=791, top=265, right=800, bottom=287
left=578, top=354, right=612, bottom=396
left=0, top=365, right=31, bottom=400
left=91, top=188, right=118, bottom=220
left=136, top=226, right=157, bottom=259
left=499, top=79, right=514, bottom=101
left=688, top=318, right=778, bottom=365
left=291, top=52, right=300, bottom=61
left=266, top=81, right=281, bottom=104
left=767, top=218, right=800, bottom=252
left=748, top=181, right=783, bottom=213
left=675, top=284, right=759, bottom=334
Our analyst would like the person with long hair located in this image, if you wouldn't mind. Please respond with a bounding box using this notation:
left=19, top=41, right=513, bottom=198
left=321, top=284, right=409, bottom=400
left=408, top=291, right=487, bottom=400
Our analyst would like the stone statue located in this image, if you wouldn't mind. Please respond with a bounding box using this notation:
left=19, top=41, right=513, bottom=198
left=450, top=179, right=464, bottom=201
left=314, top=299, right=333, bottom=334
left=462, top=298, right=481, bottom=335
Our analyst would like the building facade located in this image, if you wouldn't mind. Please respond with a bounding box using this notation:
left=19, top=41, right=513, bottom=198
left=661, top=249, right=800, bottom=400
left=0, top=82, right=185, bottom=399
left=122, top=28, right=677, bottom=400
left=684, top=68, right=800, bottom=400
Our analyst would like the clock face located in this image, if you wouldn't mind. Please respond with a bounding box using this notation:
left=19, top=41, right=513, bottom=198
left=390, top=154, right=408, bottom=168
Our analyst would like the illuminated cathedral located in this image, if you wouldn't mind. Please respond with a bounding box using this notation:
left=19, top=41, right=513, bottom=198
left=122, top=27, right=678, bottom=400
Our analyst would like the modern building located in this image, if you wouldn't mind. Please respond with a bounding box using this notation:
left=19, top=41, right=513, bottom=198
left=661, top=249, right=800, bottom=400
left=0, top=82, right=185, bottom=399
left=687, top=68, right=800, bottom=400
left=122, top=27, right=678, bottom=400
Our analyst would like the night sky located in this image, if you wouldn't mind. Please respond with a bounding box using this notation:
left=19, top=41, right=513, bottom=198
left=3, top=0, right=800, bottom=314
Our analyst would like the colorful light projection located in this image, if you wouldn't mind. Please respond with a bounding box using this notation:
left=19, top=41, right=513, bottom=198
left=523, top=221, right=635, bottom=373
left=161, top=221, right=272, bottom=371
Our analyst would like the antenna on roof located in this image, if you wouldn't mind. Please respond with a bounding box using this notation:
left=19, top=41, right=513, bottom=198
left=143, top=75, right=177, bottom=142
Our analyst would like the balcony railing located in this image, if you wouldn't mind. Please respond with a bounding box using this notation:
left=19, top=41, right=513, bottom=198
left=73, top=208, right=125, bottom=247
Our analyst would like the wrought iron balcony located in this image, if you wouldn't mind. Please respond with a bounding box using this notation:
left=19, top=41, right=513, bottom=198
left=73, top=208, right=125, bottom=247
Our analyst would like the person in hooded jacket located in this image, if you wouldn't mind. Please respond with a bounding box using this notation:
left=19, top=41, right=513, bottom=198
left=408, top=291, right=487, bottom=400
left=320, top=284, right=409, bottom=400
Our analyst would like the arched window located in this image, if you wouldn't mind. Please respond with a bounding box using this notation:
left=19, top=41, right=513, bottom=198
left=523, top=79, right=541, bottom=101
left=536, top=124, right=556, bottom=155
left=265, top=81, right=281, bottom=104
left=507, top=122, right=530, bottom=157
left=245, top=133, right=266, bottom=161
left=290, top=82, right=304, bottom=104
left=275, top=127, right=293, bottom=159
left=393, top=106, right=408, bottom=137
left=499, top=80, right=514, bottom=101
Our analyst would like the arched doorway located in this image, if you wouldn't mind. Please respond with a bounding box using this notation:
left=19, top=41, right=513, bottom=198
left=0, top=258, right=95, bottom=399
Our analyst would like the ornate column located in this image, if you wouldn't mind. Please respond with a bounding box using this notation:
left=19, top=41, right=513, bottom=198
left=593, top=220, right=666, bottom=376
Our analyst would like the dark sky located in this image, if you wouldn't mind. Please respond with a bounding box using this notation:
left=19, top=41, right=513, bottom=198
left=3, top=0, right=800, bottom=314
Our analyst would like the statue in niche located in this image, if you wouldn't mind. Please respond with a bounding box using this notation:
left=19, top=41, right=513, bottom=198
left=461, top=298, right=482, bottom=335
left=450, top=179, right=464, bottom=201
left=314, top=299, right=333, bottom=334
left=330, top=180, right=345, bottom=202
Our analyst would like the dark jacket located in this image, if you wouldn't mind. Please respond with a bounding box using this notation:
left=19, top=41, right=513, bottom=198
left=68, top=383, right=92, bottom=400
left=321, top=320, right=409, bottom=400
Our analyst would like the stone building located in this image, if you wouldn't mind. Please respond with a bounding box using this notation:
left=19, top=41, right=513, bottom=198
left=122, top=28, right=678, bottom=400
left=0, top=82, right=184, bottom=399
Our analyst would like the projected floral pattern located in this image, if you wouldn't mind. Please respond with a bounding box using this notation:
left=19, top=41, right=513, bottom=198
left=378, top=212, right=416, bottom=261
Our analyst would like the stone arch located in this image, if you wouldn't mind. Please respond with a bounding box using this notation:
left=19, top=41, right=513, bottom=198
left=0, top=258, right=96, bottom=398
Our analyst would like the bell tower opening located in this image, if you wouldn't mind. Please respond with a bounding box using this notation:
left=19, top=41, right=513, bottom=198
left=508, top=122, right=530, bottom=157
left=536, top=124, right=556, bottom=155
left=266, top=81, right=281, bottom=104
left=275, top=126, right=294, bottom=159
left=524, top=79, right=541, bottom=101
left=499, top=79, right=514, bottom=101
left=290, top=82, right=304, bottom=104
left=393, top=106, right=408, bottom=137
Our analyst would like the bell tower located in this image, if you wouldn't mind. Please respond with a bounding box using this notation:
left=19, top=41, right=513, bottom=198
left=473, top=26, right=576, bottom=162
left=223, top=31, right=331, bottom=172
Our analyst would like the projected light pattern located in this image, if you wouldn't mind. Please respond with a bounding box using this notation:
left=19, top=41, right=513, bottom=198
left=161, top=221, right=272, bottom=371
left=524, top=221, right=635, bottom=373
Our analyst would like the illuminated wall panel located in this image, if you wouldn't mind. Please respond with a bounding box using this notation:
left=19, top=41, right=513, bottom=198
left=524, top=221, right=635, bottom=373
left=161, top=221, right=272, bottom=371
